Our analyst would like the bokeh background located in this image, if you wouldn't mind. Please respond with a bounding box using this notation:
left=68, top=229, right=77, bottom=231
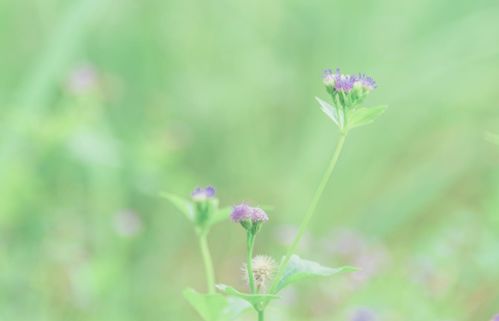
left=1, top=0, right=499, bottom=320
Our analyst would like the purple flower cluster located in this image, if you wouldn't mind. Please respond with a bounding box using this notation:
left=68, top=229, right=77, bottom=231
left=491, top=314, right=499, bottom=321
left=323, top=68, right=376, bottom=93
left=231, top=203, right=269, bottom=223
left=192, top=186, right=216, bottom=201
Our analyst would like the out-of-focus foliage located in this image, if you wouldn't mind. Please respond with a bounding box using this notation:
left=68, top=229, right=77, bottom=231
left=1, top=0, right=498, bottom=320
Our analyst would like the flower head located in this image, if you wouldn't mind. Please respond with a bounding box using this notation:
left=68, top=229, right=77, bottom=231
left=353, top=73, right=377, bottom=91
left=231, top=203, right=269, bottom=234
left=231, top=203, right=253, bottom=222
left=251, top=207, right=269, bottom=222
left=322, top=69, right=336, bottom=86
left=334, top=71, right=355, bottom=93
left=191, top=186, right=216, bottom=201
left=242, top=255, right=276, bottom=291
left=230, top=204, right=269, bottom=223
left=323, top=68, right=376, bottom=94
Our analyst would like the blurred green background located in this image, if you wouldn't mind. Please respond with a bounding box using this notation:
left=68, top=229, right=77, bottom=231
left=1, top=0, right=499, bottom=320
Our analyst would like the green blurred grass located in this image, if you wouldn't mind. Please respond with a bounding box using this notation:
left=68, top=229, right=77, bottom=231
left=1, top=0, right=499, bottom=320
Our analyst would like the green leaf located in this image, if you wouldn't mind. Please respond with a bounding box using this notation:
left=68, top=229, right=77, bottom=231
left=216, top=284, right=279, bottom=309
left=348, top=105, right=387, bottom=129
left=160, top=192, right=194, bottom=222
left=315, top=97, right=344, bottom=129
left=485, top=132, right=499, bottom=146
left=274, top=255, right=357, bottom=293
left=183, top=288, right=250, bottom=321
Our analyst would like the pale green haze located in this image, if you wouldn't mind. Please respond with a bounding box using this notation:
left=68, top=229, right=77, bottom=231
left=1, top=0, right=499, bottom=320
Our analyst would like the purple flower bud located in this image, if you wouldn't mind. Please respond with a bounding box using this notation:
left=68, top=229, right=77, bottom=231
left=231, top=204, right=269, bottom=224
left=323, top=69, right=336, bottom=86
left=231, top=203, right=253, bottom=222
left=334, top=71, right=355, bottom=93
left=251, top=207, right=269, bottom=222
left=353, top=73, right=377, bottom=91
left=191, top=186, right=216, bottom=201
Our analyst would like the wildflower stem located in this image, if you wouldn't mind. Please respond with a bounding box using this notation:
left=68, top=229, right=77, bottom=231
left=258, top=310, right=264, bottom=321
left=270, top=132, right=348, bottom=293
left=198, top=233, right=216, bottom=294
left=246, top=231, right=257, bottom=293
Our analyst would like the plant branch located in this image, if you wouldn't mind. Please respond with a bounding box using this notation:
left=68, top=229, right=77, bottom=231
left=269, top=132, right=348, bottom=293
left=246, top=232, right=257, bottom=293
left=198, top=232, right=216, bottom=294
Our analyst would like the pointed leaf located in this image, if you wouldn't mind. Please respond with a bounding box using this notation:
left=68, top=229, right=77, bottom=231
left=160, top=192, right=194, bottom=222
left=184, top=288, right=226, bottom=321
left=316, top=97, right=343, bottom=128
left=216, top=284, right=279, bottom=308
left=274, top=255, right=357, bottom=293
left=348, top=105, right=387, bottom=129
left=183, top=288, right=250, bottom=321
left=225, top=297, right=252, bottom=320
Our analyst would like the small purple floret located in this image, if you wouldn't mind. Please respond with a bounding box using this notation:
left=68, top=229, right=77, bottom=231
left=192, top=186, right=216, bottom=201
left=491, top=314, right=499, bottom=321
left=353, top=73, right=377, bottom=90
left=251, top=207, right=269, bottom=222
left=323, top=68, right=376, bottom=93
left=231, top=204, right=269, bottom=223
left=322, top=69, right=335, bottom=86
left=335, top=76, right=355, bottom=92
left=231, top=203, right=253, bottom=222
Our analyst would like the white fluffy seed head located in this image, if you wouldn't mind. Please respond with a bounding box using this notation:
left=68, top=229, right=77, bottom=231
left=242, top=255, right=277, bottom=291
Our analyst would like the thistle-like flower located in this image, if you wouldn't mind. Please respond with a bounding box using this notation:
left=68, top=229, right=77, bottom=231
left=242, top=255, right=276, bottom=292
left=318, top=68, right=385, bottom=132
left=353, top=73, right=376, bottom=91
left=335, top=74, right=355, bottom=93
left=323, top=68, right=356, bottom=93
left=231, top=203, right=269, bottom=234
left=322, top=68, right=377, bottom=109
left=323, top=69, right=336, bottom=87
left=190, top=186, right=218, bottom=228
left=250, top=207, right=269, bottom=223
left=191, top=186, right=216, bottom=201
left=230, top=203, right=253, bottom=222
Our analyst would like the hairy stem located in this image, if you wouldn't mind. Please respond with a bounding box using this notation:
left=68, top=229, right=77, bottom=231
left=270, top=132, right=348, bottom=293
left=246, top=232, right=257, bottom=293
left=198, top=233, right=215, bottom=294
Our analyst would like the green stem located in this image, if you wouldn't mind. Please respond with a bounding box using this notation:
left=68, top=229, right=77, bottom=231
left=198, top=232, right=216, bottom=294
left=258, top=310, right=264, bottom=321
left=269, top=132, right=348, bottom=293
left=246, top=232, right=257, bottom=293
